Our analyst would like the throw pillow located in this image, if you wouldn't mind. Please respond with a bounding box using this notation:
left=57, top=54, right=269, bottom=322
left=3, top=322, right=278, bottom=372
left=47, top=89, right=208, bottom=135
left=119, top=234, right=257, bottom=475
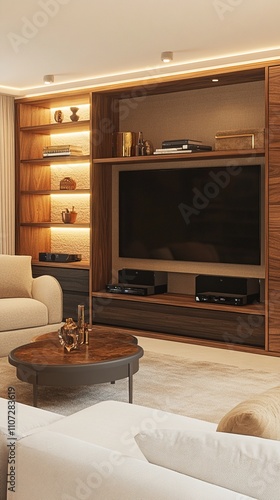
left=217, top=385, right=280, bottom=440
left=0, top=255, right=32, bottom=298
left=135, top=428, right=280, bottom=500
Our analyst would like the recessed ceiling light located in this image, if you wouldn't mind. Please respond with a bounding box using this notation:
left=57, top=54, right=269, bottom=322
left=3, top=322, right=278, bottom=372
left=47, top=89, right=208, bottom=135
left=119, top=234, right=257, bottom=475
left=44, top=74, right=54, bottom=85
left=161, top=51, right=173, bottom=63
left=212, top=78, right=219, bottom=82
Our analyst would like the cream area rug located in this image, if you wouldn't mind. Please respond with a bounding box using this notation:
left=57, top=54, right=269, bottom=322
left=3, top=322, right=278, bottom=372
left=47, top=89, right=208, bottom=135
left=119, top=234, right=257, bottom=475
left=1, top=350, right=280, bottom=423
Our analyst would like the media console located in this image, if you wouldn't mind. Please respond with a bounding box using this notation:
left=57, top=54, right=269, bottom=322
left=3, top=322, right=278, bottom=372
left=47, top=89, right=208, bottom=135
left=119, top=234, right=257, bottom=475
left=92, top=291, right=265, bottom=351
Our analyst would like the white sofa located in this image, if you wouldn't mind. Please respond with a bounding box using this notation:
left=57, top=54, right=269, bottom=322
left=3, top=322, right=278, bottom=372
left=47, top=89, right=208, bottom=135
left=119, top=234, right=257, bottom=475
left=0, top=255, right=63, bottom=357
left=1, top=394, right=280, bottom=499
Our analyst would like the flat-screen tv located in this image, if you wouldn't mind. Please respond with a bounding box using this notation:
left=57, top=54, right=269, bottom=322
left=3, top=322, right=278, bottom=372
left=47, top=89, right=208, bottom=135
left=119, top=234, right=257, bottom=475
left=119, top=164, right=261, bottom=265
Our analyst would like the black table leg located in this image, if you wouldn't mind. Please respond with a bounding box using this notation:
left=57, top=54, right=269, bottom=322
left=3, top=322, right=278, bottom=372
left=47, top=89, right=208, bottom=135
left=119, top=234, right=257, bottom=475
left=128, top=362, right=133, bottom=404
left=33, top=383, right=38, bottom=407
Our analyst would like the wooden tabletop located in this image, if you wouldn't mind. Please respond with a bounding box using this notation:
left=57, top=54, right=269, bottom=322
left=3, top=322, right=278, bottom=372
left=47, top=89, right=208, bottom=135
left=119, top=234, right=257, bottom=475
left=9, top=328, right=141, bottom=368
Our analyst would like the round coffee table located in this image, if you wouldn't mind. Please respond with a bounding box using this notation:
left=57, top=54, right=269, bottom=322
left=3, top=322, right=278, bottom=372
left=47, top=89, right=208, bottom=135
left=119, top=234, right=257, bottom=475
left=8, top=329, right=143, bottom=407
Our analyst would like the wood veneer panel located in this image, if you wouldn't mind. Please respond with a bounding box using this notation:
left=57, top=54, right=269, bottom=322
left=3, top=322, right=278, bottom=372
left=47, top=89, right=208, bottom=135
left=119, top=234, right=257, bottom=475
left=268, top=66, right=280, bottom=104
left=95, top=149, right=265, bottom=164
left=91, top=94, right=119, bottom=158
left=268, top=233, right=280, bottom=283
left=268, top=208, right=280, bottom=231
left=92, top=297, right=265, bottom=348
left=19, top=103, right=50, bottom=127
left=32, top=266, right=89, bottom=293
left=93, top=292, right=264, bottom=315
left=20, top=164, right=51, bottom=191
left=20, top=194, right=50, bottom=223
left=91, top=163, right=112, bottom=291
left=268, top=65, right=280, bottom=353
left=19, top=227, right=51, bottom=260
left=268, top=127, right=280, bottom=148
left=94, top=66, right=265, bottom=98
left=268, top=152, right=280, bottom=203
left=20, top=131, right=50, bottom=160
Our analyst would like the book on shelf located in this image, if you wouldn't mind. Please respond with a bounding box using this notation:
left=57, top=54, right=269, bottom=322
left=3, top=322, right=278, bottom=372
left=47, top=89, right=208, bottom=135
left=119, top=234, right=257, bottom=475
left=43, top=144, right=82, bottom=151
left=43, top=144, right=83, bottom=157
left=153, top=149, right=194, bottom=155
left=182, top=144, right=212, bottom=151
left=162, top=139, right=203, bottom=148
left=153, top=144, right=212, bottom=155
left=43, top=151, right=83, bottom=157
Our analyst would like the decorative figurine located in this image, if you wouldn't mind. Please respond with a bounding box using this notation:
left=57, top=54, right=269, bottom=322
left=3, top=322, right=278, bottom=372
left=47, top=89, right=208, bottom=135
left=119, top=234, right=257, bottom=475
left=54, top=110, right=64, bottom=123
left=144, top=140, right=154, bottom=155
left=58, top=318, right=78, bottom=352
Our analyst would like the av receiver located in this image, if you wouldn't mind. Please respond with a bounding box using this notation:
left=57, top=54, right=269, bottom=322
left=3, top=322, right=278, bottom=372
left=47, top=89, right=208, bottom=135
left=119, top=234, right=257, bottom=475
left=195, top=275, right=260, bottom=306
left=106, top=283, right=167, bottom=296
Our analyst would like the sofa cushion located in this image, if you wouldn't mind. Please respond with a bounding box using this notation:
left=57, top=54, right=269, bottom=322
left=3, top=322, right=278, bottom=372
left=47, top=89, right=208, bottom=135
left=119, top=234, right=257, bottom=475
left=0, top=255, right=32, bottom=298
left=135, top=428, right=280, bottom=500
left=14, top=430, right=256, bottom=500
left=0, top=398, right=63, bottom=500
left=217, top=385, right=280, bottom=440
left=45, top=400, right=216, bottom=460
left=0, top=298, right=48, bottom=332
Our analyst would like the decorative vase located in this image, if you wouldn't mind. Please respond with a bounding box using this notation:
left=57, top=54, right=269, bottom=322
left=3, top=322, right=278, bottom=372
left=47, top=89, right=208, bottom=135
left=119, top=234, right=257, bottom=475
left=61, top=207, right=77, bottom=224
left=70, top=107, right=79, bottom=122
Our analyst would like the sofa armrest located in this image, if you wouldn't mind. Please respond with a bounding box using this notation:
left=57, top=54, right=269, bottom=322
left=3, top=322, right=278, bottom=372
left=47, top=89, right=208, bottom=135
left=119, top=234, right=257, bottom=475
left=32, top=275, right=63, bottom=324
left=11, top=430, right=256, bottom=500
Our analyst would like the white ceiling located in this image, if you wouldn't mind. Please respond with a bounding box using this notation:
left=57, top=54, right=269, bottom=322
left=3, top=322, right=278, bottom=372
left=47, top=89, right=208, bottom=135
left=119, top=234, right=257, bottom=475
left=1, top=0, right=280, bottom=97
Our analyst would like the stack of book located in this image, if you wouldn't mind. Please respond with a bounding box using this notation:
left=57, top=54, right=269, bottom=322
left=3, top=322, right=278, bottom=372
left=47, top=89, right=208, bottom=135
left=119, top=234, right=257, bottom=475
left=153, top=139, right=212, bottom=155
left=43, top=145, right=83, bottom=157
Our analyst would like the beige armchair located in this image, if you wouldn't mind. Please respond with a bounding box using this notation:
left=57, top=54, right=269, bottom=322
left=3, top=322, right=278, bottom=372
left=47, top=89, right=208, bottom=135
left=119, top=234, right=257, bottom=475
left=0, top=255, right=63, bottom=357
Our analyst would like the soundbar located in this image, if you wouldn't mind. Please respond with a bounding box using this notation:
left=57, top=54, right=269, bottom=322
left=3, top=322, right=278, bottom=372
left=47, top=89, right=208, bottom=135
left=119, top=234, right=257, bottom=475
left=39, top=252, right=82, bottom=263
left=106, top=283, right=167, bottom=296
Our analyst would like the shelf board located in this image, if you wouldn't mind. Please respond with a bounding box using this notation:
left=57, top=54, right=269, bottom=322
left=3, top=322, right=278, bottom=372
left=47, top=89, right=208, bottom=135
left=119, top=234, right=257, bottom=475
left=32, top=260, right=90, bottom=269
left=20, top=120, right=90, bottom=134
left=20, top=222, right=90, bottom=228
left=92, top=291, right=265, bottom=315
left=94, top=149, right=265, bottom=164
left=20, top=155, right=90, bottom=165
left=21, top=189, right=90, bottom=195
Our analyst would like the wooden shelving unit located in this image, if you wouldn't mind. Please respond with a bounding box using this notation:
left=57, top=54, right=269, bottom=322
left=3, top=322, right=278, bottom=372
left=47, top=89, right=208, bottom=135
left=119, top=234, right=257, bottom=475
left=15, top=93, right=92, bottom=321
left=15, top=61, right=280, bottom=355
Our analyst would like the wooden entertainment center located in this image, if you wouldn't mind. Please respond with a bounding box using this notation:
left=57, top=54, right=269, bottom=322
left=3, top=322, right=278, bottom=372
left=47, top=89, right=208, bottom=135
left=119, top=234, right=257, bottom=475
left=14, top=62, right=280, bottom=355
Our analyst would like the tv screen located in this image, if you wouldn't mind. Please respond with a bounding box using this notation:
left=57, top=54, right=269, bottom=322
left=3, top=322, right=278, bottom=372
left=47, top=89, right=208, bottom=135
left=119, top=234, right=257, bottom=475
left=119, top=165, right=261, bottom=265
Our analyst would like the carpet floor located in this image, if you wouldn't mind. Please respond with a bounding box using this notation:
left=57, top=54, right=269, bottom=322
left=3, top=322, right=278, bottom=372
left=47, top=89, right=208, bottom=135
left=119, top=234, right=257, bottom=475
left=1, top=349, right=280, bottom=422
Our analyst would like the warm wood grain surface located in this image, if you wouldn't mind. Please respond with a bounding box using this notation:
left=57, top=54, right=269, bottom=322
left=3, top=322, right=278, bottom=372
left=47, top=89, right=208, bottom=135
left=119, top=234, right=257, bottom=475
left=9, top=329, right=140, bottom=367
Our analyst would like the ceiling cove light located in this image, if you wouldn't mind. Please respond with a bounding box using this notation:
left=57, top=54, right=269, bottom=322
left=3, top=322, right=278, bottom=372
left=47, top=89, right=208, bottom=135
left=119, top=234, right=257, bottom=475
left=43, top=74, right=54, bottom=85
left=161, top=51, right=173, bottom=63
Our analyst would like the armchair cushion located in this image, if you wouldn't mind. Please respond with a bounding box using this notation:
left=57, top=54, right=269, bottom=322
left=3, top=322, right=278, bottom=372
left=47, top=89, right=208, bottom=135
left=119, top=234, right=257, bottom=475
left=0, top=255, right=32, bottom=298
left=32, top=275, right=63, bottom=324
left=0, top=298, right=48, bottom=332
